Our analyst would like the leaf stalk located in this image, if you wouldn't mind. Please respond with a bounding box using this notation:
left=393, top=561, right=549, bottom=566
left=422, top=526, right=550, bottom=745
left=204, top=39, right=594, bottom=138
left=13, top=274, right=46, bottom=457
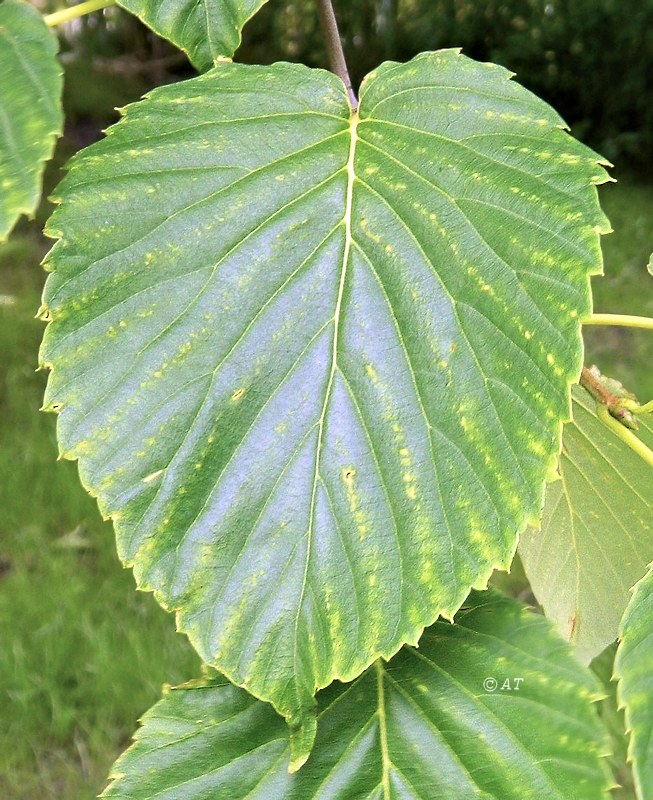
left=596, top=405, right=653, bottom=469
left=585, top=313, right=653, bottom=331
left=316, top=0, right=358, bottom=109
left=45, top=0, right=115, bottom=27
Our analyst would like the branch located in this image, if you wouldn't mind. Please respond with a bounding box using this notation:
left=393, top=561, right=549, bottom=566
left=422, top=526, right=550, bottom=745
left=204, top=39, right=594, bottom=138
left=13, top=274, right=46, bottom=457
left=581, top=367, right=653, bottom=466
left=316, top=0, right=358, bottom=110
left=579, top=366, right=639, bottom=429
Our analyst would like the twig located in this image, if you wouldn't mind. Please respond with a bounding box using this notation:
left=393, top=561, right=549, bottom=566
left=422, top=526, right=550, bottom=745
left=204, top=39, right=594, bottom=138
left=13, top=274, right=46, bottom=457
left=579, top=366, right=638, bottom=428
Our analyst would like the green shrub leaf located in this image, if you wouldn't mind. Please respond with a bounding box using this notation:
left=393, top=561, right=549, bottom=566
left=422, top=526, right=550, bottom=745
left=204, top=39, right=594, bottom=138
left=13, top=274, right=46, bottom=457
left=103, top=592, right=611, bottom=798
left=0, top=0, right=63, bottom=242
left=519, top=386, right=653, bottom=663
left=41, top=52, right=609, bottom=763
left=116, top=0, right=269, bottom=70
left=591, top=644, right=636, bottom=798
left=615, top=566, right=653, bottom=799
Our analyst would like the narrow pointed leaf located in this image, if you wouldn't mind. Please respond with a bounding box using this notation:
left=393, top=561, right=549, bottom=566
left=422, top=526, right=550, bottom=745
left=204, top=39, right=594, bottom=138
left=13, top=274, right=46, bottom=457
left=116, top=0, right=269, bottom=70
left=615, top=567, right=653, bottom=799
left=103, top=592, right=611, bottom=799
left=41, top=52, right=609, bottom=761
left=519, top=386, right=653, bottom=663
left=0, top=0, right=63, bottom=242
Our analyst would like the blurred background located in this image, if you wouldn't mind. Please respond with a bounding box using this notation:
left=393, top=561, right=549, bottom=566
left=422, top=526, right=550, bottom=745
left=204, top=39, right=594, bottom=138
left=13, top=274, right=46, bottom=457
left=1, top=1, right=652, bottom=797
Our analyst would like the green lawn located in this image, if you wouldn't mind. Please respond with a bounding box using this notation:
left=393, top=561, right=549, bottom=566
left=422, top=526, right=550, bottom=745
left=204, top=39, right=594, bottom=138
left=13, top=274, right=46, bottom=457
left=0, top=175, right=650, bottom=799
left=586, top=173, right=653, bottom=400
left=0, top=233, right=200, bottom=798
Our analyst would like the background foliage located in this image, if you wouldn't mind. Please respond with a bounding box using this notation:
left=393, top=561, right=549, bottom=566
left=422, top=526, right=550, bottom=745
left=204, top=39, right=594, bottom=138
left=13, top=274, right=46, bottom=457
left=40, top=0, right=653, bottom=170
left=240, top=0, right=653, bottom=170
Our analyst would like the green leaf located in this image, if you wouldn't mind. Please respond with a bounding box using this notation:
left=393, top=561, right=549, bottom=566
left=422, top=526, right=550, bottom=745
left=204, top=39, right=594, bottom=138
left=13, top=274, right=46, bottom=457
left=0, top=0, right=63, bottom=242
left=519, top=386, right=653, bottom=663
left=103, top=592, right=611, bottom=799
left=40, top=52, right=609, bottom=763
left=116, top=0, right=269, bottom=70
left=591, top=643, right=636, bottom=799
left=615, top=566, right=653, bottom=799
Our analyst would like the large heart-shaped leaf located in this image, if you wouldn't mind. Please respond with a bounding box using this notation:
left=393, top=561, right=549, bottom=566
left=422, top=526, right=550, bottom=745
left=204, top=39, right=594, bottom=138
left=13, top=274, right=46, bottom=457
left=519, top=386, right=653, bottom=663
left=0, top=0, right=63, bottom=242
left=615, top=567, right=653, bottom=799
left=103, top=592, right=611, bottom=799
left=116, top=0, right=269, bottom=70
left=41, top=52, right=609, bottom=764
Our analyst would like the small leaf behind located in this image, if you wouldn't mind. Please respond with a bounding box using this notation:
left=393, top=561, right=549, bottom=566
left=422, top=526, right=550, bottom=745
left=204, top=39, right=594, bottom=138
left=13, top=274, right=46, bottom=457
left=102, top=592, right=611, bottom=799
left=519, top=386, right=653, bottom=663
left=116, top=0, right=269, bottom=70
left=615, top=567, right=653, bottom=800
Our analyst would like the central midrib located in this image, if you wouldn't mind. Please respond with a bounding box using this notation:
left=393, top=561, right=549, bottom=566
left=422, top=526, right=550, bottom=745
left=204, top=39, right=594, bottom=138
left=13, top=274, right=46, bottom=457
left=375, top=659, right=392, bottom=798
left=291, top=108, right=360, bottom=725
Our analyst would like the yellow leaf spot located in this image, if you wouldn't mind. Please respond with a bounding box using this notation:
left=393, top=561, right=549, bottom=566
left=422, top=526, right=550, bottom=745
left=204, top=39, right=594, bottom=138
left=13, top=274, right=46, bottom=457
left=365, top=364, right=379, bottom=383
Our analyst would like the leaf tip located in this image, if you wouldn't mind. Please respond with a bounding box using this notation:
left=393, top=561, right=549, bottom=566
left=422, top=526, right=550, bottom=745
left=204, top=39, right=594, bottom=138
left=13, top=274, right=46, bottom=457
left=288, top=710, right=317, bottom=774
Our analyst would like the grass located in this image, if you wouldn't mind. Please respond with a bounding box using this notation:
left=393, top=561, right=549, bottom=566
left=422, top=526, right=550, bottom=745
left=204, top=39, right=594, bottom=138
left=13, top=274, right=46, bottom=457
left=0, top=232, right=200, bottom=798
left=587, top=172, right=653, bottom=400
left=0, top=171, right=650, bottom=798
